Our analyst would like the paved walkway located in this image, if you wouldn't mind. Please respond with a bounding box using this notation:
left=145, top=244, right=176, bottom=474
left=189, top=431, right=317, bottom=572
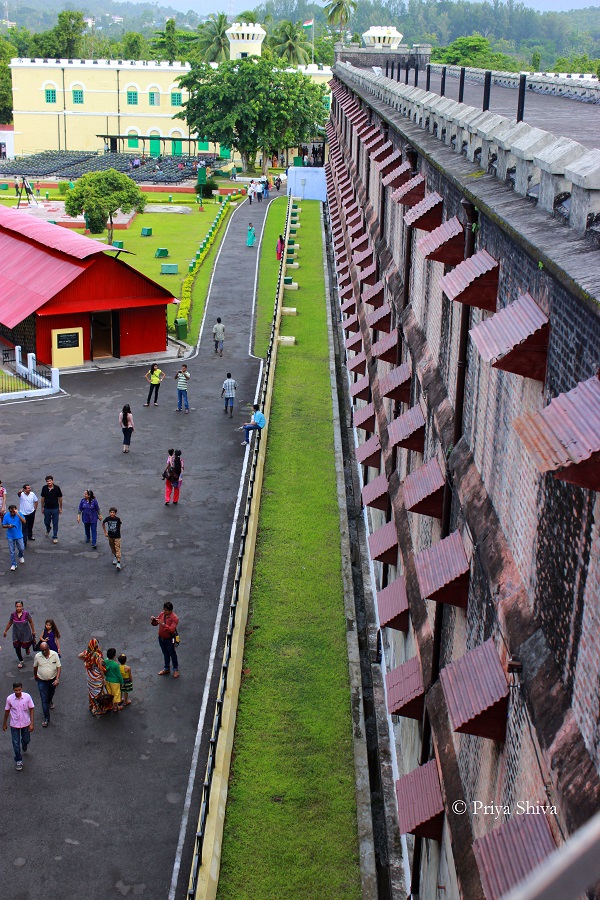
left=0, top=196, right=273, bottom=898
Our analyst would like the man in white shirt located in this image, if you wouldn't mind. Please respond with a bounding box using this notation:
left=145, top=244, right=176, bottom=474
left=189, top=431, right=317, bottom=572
left=17, top=484, right=38, bottom=547
left=33, top=643, right=61, bottom=727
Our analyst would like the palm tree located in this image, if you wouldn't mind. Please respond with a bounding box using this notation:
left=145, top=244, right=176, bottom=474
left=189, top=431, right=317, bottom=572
left=194, top=13, right=230, bottom=63
left=324, top=0, right=357, bottom=42
left=270, top=21, right=311, bottom=66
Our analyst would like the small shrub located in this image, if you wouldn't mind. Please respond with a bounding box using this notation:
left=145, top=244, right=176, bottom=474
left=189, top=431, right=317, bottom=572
left=58, top=182, right=69, bottom=196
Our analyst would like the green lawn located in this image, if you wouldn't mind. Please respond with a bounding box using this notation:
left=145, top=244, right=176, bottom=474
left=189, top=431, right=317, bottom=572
left=217, top=200, right=361, bottom=900
left=254, top=196, right=288, bottom=358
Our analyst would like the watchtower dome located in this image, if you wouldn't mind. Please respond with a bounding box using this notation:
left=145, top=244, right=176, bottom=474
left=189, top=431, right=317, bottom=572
left=226, top=22, right=266, bottom=60
left=362, top=26, right=403, bottom=48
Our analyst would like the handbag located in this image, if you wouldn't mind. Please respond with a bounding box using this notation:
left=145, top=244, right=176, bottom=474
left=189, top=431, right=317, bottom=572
left=95, top=683, right=113, bottom=710
left=173, top=629, right=180, bottom=645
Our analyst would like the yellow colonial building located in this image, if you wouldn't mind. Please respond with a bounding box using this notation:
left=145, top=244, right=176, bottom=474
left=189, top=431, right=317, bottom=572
left=10, top=24, right=332, bottom=158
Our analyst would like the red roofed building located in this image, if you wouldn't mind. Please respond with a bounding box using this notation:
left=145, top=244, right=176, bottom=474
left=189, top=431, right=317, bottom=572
left=0, top=207, right=175, bottom=365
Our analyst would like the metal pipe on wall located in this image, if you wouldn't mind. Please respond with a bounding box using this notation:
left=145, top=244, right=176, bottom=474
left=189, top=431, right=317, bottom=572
left=440, top=66, right=446, bottom=97
left=414, top=64, right=419, bottom=87
left=483, top=70, right=492, bottom=111
left=458, top=67, right=466, bottom=103
left=426, top=64, right=431, bottom=92
left=517, top=72, right=527, bottom=122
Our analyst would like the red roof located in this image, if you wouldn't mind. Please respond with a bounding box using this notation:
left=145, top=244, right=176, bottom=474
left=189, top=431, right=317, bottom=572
left=0, top=205, right=111, bottom=260
left=382, top=161, right=412, bottom=189
left=361, top=126, right=381, bottom=146
left=370, top=140, right=394, bottom=163
left=358, top=261, right=377, bottom=285
left=416, top=216, right=465, bottom=266
left=386, top=656, right=424, bottom=718
left=403, top=192, right=444, bottom=230
left=364, top=132, right=385, bottom=151
left=347, top=350, right=367, bottom=375
left=513, top=374, right=600, bottom=491
left=362, top=280, right=385, bottom=308
left=414, top=531, right=470, bottom=608
left=355, top=432, right=381, bottom=467
left=371, top=330, right=399, bottom=364
left=339, top=284, right=354, bottom=301
left=377, top=149, right=403, bottom=177
left=342, top=313, right=360, bottom=333
left=361, top=470, right=388, bottom=509
left=350, top=373, right=371, bottom=401
left=344, top=331, right=362, bottom=351
left=472, top=812, right=556, bottom=900
left=353, top=246, right=374, bottom=268
left=403, top=457, right=446, bottom=518
left=348, top=219, right=364, bottom=238
left=379, top=363, right=412, bottom=403
left=440, top=249, right=499, bottom=312
left=392, top=174, right=425, bottom=206
left=440, top=639, right=509, bottom=742
left=366, top=303, right=391, bottom=333
left=469, top=291, right=549, bottom=382
left=354, top=401, right=376, bottom=432
left=395, top=760, right=444, bottom=841
left=368, top=520, right=398, bottom=565
left=377, top=576, right=409, bottom=631
left=340, top=297, right=357, bottom=315
left=351, top=231, right=368, bottom=252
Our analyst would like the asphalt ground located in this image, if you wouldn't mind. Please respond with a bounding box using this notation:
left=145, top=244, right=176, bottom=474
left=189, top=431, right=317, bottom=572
left=426, top=71, right=600, bottom=150
left=0, top=195, right=270, bottom=899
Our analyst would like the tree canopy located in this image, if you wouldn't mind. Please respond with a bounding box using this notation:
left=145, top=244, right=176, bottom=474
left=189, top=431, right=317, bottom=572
left=177, top=56, right=328, bottom=172
left=431, top=34, right=517, bottom=70
left=194, top=13, right=231, bottom=63
left=64, top=169, right=146, bottom=243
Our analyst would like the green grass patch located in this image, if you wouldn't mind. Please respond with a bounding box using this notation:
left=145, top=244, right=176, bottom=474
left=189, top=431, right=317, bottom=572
left=217, top=200, right=361, bottom=900
left=253, top=196, right=288, bottom=358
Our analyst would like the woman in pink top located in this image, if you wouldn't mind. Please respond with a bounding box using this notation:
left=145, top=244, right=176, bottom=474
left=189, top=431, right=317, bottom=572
left=2, top=601, right=36, bottom=668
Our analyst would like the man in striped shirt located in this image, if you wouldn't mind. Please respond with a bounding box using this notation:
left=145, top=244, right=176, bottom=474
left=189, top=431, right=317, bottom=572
left=221, top=373, right=238, bottom=418
left=174, top=364, right=190, bottom=413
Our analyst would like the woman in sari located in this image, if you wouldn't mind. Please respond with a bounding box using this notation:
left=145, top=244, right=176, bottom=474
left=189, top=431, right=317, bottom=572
left=78, top=638, right=109, bottom=716
left=246, top=223, right=256, bottom=247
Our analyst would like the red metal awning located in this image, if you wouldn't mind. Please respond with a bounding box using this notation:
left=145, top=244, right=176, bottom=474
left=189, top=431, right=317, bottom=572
left=440, top=639, right=509, bottom=742
left=377, top=576, right=409, bottom=631
left=416, top=216, right=464, bottom=266
left=513, top=374, right=600, bottom=491
left=368, top=519, right=398, bottom=566
left=469, top=292, right=549, bottom=382
left=342, top=313, right=360, bottom=333
left=371, top=330, right=399, bottom=364
left=414, top=531, right=470, bottom=608
left=379, top=363, right=412, bottom=404
left=403, top=457, right=445, bottom=518
left=382, top=161, right=412, bottom=189
left=361, top=470, right=388, bottom=509
left=355, top=432, right=381, bottom=467
left=377, top=149, right=403, bottom=177
left=353, top=246, right=374, bottom=268
left=366, top=303, right=392, bottom=334
left=362, top=280, right=385, bottom=308
left=403, top=192, right=444, bottom=231
left=388, top=403, right=425, bottom=452
left=358, top=261, right=378, bottom=286
left=341, top=297, right=357, bottom=315
left=386, top=656, right=424, bottom=718
left=350, top=373, right=371, bottom=401
left=354, top=401, right=376, bottom=433
left=472, top=811, right=556, bottom=900
left=347, top=350, right=367, bottom=375
left=345, top=331, right=363, bottom=351
left=370, top=141, right=394, bottom=164
left=440, top=249, right=499, bottom=312
left=395, top=760, right=444, bottom=841
left=392, top=174, right=425, bottom=207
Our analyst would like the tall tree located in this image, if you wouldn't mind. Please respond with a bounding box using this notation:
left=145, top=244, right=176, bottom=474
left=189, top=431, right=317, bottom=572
left=56, top=11, right=86, bottom=59
left=178, top=57, right=327, bottom=173
left=64, top=170, right=146, bottom=245
left=0, top=36, right=16, bottom=124
left=120, top=32, right=151, bottom=62
left=269, top=21, right=311, bottom=65
left=194, top=13, right=231, bottom=63
left=152, top=19, right=195, bottom=64
left=324, top=0, right=357, bottom=42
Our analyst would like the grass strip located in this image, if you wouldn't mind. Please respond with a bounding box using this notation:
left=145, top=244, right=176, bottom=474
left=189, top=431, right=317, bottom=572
left=217, top=200, right=361, bottom=900
left=253, top=195, right=288, bottom=358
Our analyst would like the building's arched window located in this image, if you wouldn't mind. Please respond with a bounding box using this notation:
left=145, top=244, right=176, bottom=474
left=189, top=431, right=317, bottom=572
left=148, top=85, right=161, bottom=106
left=171, top=91, right=183, bottom=107
left=126, top=89, right=138, bottom=106
left=45, top=87, right=57, bottom=103
left=127, top=131, right=139, bottom=149
left=72, top=84, right=84, bottom=105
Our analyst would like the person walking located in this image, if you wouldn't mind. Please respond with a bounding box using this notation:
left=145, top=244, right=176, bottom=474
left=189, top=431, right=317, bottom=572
left=3, top=602, right=36, bottom=668
left=164, top=449, right=183, bottom=505
left=255, top=180, right=263, bottom=203
left=103, top=648, right=124, bottom=712
left=213, top=318, right=225, bottom=356
left=275, top=175, right=281, bottom=192
left=40, top=475, right=62, bottom=543
left=3, top=683, right=34, bottom=771
left=17, top=484, right=38, bottom=546
left=78, top=639, right=111, bottom=717
left=246, top=223, right=256, bottom=247
left=241, top=404, right=267, bottom=445
left=247, top=180, right=255, bottom=205
left=119, top=405, right=135, bottom=453
left=40, top=619, right=61, bottom=655
left=33, top=642, right=61, bottom=727
left=144, top=363, right=165, bottom=407
left=2, top=504, right=26, bottom=571
left=102, top=507, right=123, bottom=570
left=276, top=234, right=285, bottom=261
left=77, top=489, right=102, bottom=548
left=151, top=601, right=179, bottom=678
left=175, top=364, right=190, bottom=413
left=221, top=373, right=238, bottom=417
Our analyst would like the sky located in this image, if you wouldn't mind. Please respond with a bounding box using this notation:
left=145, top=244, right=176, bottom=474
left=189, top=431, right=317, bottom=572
left=160, top=0, right=600, bottom=13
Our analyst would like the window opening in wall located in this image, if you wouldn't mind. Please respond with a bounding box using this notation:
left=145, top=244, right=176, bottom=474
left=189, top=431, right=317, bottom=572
left=127, top=134, right=139, bottom=149
left=126, top=90, right=138, bottom=105
left=45, top=88, right=56, bottom=103
left=72, top=89, right=84, bottom=104
left=149, top=91, right=160, bottom=106
left=171, top=91, right=182, bottom=107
